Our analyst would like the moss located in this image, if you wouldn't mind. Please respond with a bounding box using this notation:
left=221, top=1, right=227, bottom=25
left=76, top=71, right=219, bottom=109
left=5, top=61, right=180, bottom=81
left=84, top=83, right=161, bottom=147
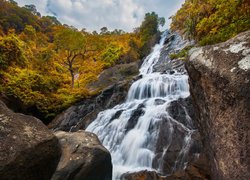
left=169, top=45, right=194, bottom=60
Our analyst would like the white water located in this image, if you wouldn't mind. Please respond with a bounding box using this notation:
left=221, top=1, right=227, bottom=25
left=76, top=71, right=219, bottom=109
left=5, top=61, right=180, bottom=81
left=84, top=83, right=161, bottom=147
left=86, top=31, right=193, bottom=179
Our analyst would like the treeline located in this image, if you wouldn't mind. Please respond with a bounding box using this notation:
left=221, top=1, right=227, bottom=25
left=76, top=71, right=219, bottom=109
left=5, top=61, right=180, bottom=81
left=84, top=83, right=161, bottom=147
left=171, top=0, right=250, bottom=45
left=0, top=0, right=165, bottom=123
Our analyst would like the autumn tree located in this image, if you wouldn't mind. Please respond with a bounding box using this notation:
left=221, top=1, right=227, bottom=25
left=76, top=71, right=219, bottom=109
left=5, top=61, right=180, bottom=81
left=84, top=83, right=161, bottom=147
left=101, top=44, right=123, bottom=67
left=171, top=0, right=250, bottom=45
left=54, top=28, right=86, bottom=88
left=0, top=35, right=26, bottom=70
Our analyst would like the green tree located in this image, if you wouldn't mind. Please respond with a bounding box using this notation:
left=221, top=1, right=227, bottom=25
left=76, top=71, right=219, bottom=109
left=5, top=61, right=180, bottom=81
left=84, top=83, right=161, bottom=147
left=139, top=12, right=165, bottom=42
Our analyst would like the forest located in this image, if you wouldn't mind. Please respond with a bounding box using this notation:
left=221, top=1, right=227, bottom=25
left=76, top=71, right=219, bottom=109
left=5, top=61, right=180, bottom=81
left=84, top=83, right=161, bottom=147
left=0, top=0, right=165, bottom=123
left=171, top=0, right=250, bottom=45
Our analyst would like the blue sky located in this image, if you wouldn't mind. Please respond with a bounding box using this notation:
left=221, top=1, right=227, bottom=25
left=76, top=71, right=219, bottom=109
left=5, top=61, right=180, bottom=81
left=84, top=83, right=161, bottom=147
left=15, top=0, right=184, bottom=32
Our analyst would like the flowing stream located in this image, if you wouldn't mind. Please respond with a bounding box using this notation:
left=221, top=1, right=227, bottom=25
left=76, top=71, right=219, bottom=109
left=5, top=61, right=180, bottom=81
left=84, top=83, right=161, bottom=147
left=86, top=31, right=194, bottom=179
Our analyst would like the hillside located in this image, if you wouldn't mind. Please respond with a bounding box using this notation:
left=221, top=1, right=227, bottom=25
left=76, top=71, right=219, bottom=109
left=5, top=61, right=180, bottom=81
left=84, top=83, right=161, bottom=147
left=0, top=0, right=164, bottom=123
left=171, top=0, right=250, bottom=45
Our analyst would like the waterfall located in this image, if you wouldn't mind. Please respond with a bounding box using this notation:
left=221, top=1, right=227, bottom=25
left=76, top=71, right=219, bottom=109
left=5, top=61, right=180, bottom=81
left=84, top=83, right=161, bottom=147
left=86, top=31, right=194, bottom=179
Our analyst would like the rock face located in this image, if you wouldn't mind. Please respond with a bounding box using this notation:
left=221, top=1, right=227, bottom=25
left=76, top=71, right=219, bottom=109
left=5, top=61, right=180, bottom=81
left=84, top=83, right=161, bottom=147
left=0, top=100, right=61, bottom=180
left=186, top=31, right=250, bottom=180
left=49, top=62, right=139, bottom=131
left=52, top=131, right=112, bottom=180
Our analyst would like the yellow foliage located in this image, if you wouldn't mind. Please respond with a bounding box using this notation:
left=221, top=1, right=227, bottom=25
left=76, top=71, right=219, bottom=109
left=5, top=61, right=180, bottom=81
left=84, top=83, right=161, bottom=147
left=0, top=0, right=151, bottom=122
left=171, top=0, right=250, bottom=44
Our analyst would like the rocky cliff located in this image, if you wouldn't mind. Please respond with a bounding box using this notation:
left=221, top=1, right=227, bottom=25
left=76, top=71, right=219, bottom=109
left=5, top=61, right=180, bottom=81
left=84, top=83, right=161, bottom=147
left=186, top=31, right=250, bottom=180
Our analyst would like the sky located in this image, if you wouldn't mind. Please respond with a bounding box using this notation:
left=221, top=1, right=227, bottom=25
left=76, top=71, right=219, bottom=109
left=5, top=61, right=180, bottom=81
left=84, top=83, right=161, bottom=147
left=14, top=0, right=185, bottom=32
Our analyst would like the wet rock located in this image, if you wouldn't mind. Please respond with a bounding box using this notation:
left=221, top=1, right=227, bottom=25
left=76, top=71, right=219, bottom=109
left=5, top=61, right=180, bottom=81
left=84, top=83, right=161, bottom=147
left=169, top=70, right=175, bottom=75
left=125, top=103, right=145, bottom=133
left=186, top=30, right=250, bottom=180
left=0, top=101, right=61, bottom=180
left=153, top=33, right=189, bottom=73
left=154, top=99, right=166, bottom=105
left=164, top=34, right=175, bottom=45
left=167, top=97, right=195, bottom=129
left=133, top=74, right=143, bottom=81
left=153, top=118, right=187, bottom=174
left=110, top=109, right=124, bottom=122
left=152, top=97, right=205, bottom=175
left=52, top=131, right=112, bottom=180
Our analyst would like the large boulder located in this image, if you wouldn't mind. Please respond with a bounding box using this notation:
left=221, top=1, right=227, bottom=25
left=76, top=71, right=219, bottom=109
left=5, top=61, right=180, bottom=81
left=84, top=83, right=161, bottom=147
left=52, top=131, right=112, bottom=180
left=0, top=100, right=61, bottom=180
left=186, top=31, right=250, bottom=179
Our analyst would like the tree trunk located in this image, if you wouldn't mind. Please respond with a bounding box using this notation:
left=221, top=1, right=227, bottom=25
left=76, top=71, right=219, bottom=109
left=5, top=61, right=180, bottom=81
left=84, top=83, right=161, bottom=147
left=70, top=69, right=74, bottom=88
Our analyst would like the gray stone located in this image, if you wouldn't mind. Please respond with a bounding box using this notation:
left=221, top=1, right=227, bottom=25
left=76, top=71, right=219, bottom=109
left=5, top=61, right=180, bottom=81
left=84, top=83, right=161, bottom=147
left=52, top=131, right=112, bottom=180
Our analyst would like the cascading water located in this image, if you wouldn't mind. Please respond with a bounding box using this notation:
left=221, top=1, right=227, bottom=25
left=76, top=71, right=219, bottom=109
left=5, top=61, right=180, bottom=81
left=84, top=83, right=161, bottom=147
left=86, top=31, right=194, bottom=179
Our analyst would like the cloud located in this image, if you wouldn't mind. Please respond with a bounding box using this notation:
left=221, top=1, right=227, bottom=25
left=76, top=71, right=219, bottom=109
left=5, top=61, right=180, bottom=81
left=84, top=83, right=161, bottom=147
left=15, top=0, right=184, bottom=32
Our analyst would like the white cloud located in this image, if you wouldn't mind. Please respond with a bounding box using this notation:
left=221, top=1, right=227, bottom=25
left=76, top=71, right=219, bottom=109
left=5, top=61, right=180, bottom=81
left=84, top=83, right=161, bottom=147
left=15, top=0, right=185, bottom=32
